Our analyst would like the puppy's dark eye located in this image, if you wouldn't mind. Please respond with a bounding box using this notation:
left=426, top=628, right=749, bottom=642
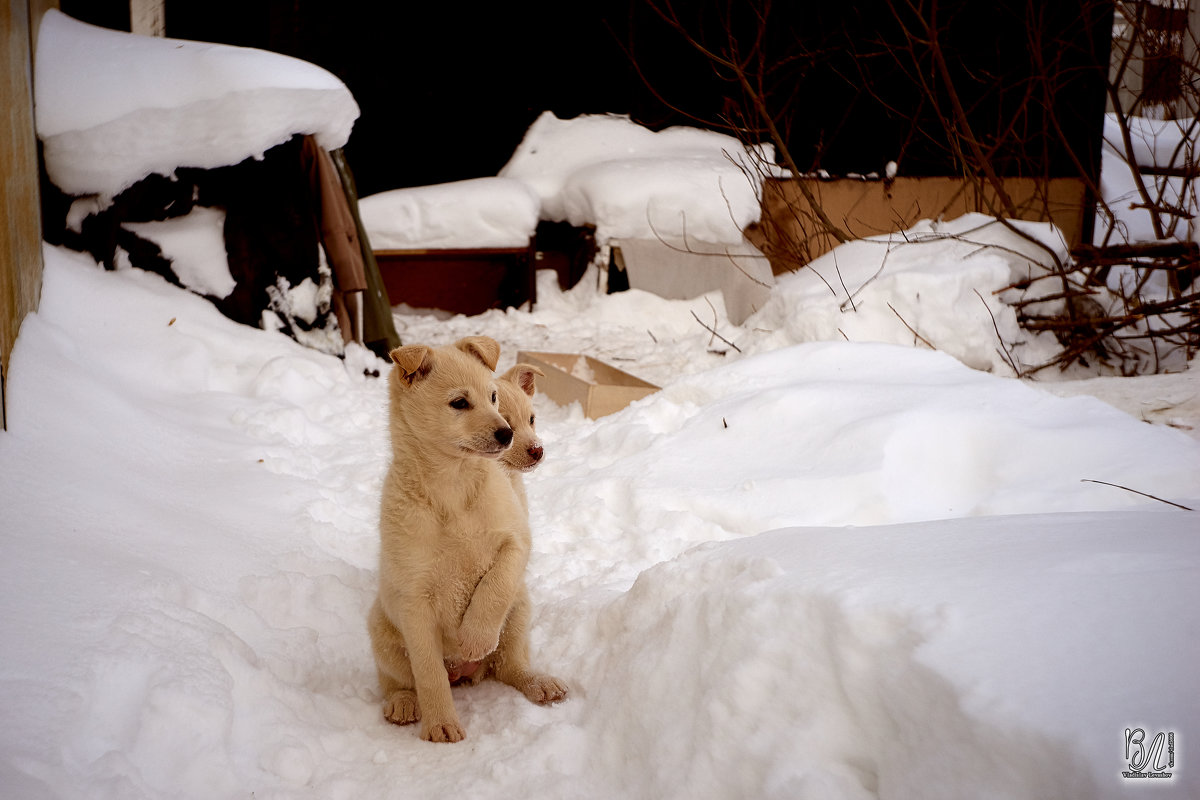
left=529, top=414, right=535, bottom=426
left=450, top=397, right=470, bottom=410
left=491, top=391, right=498, bottom=404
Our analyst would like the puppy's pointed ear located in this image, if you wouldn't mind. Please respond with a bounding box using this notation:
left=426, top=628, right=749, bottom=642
left=454, top=336, right=501, bottom=371
left=501, top=364, right=544, bottom=397
left=389, top=345, right=433, bottom=385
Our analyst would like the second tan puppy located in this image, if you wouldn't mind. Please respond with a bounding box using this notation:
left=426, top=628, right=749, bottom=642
left=368, top=336, right=567, bottom=743
left=496, top=363, right=546, bottom=513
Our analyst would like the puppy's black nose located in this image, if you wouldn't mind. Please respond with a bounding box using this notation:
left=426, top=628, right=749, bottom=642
left=495, top=427, right=513, bottom=446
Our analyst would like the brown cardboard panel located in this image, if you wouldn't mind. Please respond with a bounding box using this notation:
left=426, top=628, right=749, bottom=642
left=752, top=176, right=1088, bottom=274
left=374, top=245, right=535, bottom=315
left=516, top=351, right=659, bottom=420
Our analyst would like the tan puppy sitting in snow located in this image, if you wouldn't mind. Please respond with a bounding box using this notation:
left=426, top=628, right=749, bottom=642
left=368, top=336, right=567, bottom=743
left=496, top=363, right=546, bottom=513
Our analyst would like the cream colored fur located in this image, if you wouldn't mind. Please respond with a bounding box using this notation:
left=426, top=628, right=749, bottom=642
left=496, top=364, right=545, bottom=513
left=368, top=337, right=567, bottom=743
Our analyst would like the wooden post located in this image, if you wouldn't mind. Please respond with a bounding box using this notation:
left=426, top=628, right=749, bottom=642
left=130, top=0, right=164, bottom=36
left=1, top=0, right=54, bottom=430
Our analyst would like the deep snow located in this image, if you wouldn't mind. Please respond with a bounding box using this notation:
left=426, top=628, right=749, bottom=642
left=4, top=11, right=1199, bottom=800
left=1, top=246, right=1197, bottom=799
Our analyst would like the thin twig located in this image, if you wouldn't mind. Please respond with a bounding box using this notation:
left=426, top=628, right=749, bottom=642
left=1081, top=479, right=1193, bottom=511
left=690, top=310, right=743, bottom=352
left=974, top=288, right=1022, bottom=376
left=887, top=303, right=935, bottom=349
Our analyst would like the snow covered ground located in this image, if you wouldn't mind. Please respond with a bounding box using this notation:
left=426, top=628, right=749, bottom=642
left=4, top=11, right=1198, bottom=800
left=2, top=243, right=1198, bottom=799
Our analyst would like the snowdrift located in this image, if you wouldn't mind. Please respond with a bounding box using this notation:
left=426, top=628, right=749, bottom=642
left=1, top=245, right=1197, bottom=798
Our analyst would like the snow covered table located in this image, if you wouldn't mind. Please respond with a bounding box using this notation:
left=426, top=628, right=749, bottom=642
left=499, top=112, right=777, bottom=324
left=359, top=177, right=541, bottom=314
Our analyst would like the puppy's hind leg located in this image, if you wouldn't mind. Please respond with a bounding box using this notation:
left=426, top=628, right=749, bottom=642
left=488, top=588, right=568, bottom=705
left=368, top=599, right=420, bottom=726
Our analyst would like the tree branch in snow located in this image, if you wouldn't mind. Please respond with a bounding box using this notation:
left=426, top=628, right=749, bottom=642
left=888, top=303, right=935, bottom=350
left=691, top=307, right=742, bottom=353
left=1081, top=479, right=1194, bottom=511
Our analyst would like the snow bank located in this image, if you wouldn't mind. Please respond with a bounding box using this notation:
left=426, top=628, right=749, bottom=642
left=582, top=513, right=1197, bottom=799
left=358, top=177, right=541, bottom=250
left=500, top=111, right=773, bottom=244
left=35, top=10, right=359, bottom=198
left=524, top=341, right=1200, bottom=596
left=743, top=213, right=1071, bottom=375
left=1, top=246, right=1197, bottom=798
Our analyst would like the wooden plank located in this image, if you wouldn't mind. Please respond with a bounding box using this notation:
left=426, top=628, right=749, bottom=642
left=2, top=0, right=52, bottom=429
left=130, top=0, right=165, bottom=36
left=374, top=247, right=532, bottom=258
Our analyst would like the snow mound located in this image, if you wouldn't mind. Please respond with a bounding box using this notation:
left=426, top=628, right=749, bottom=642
left=35, top=10, right=359, bottom=198
left=527, top=340, right=1200, bottom=597
left=578, top=514, right=1195, bottom=799
left=500, top=111, right=773, bottom=244
left=358, top=177, right=541, bottom=250
left=744, top=213, right=1071, bottom=375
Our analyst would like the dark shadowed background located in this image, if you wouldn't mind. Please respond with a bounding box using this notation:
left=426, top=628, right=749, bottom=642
left=57, top=0, right=1113, bottom=197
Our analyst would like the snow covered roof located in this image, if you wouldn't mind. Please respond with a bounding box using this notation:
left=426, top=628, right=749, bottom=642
left=500, top=111, right=776, bottom=245
left=34, top=10, right=360, bottom=198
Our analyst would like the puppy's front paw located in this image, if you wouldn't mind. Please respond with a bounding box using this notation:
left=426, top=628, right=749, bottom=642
left=421, top=719, right=466, bottom=743
left=519, top=673, right=569, bottom=705
left=382, top=689, right=420, bottom=726
left=457, top=622, right=500, bottom=663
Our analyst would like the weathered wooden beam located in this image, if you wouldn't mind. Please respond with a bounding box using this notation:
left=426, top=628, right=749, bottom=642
left=2, top=0, right=54, bottom=429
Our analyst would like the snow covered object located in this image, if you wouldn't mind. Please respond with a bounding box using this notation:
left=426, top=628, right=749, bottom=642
left=499, top=111, right=771, bottom=245
left=32, top=11, right=391, bottom=357
left=500, top=112, right=779, bottom=323
left=359, top=177, right=541, bottom=251
left=35, top=10, right=358, bottom=199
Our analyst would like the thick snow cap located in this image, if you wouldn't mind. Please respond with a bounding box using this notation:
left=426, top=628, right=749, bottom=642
left=500, top=111, right=777, bottom=245
left=35, top=10, right=360, bottom=198
left=358, top=177, right=541, bottom=250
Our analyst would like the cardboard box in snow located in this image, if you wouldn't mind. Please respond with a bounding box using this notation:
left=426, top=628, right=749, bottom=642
left=517, top=351, right=659, bottom=419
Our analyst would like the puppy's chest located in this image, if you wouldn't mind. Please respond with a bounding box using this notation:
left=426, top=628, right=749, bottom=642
left=433, top=524, right=505, bottom=575
left=425, top=525, right=513, bottom=612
